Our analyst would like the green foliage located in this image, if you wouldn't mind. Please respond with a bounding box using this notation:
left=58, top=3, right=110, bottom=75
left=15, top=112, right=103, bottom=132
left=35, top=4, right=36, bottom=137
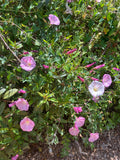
left=0, top=0, right=120, bottom=159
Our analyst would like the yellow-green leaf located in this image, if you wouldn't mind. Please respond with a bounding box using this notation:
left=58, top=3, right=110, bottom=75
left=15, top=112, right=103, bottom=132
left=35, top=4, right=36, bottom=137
left=0, top=88, right=6, bottom=96
left=3, top=89, right=18, bottom=99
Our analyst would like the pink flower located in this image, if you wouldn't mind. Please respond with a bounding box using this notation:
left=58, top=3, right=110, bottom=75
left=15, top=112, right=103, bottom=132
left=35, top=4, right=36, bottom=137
left=11, top=154, right=19, bottom=160
left=69, top=126, right=79, bottom=136
left=8, top=102, right=16, bottom=107
left=102, top=74, right=112, bottom=87
left=18, top=89, right=26, bottom=94
left=23, top=51, right=29, bottom=55
left=15, top=98, right=29, bottom=111
left=20, top=56, right=36, bottom=71
left=93, top=64, right=105, bottom=70
left=66, top=48, right=77, bottom=55
left=85, top=62, right=96, bottom=68
left=43, top=65, right=49, bottom=69
left=90, top=77, right=99, bottom=81
left=75, top=117, right=85, bottom=128
left=77, top=76, right=85, bottom=82
left=113, top=67, right=120, bottom=71
left=73, top=107, right=82, bottom=114
left=48, top=14, right=60, bottom=25
left=88, top=133, right=99, bottom=142
left=20, top=117, right=35, bottom=132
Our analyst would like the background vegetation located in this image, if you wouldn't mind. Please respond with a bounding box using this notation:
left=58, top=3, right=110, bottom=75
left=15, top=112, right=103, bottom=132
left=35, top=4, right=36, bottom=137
left=0, top=0, right=120, bottom=159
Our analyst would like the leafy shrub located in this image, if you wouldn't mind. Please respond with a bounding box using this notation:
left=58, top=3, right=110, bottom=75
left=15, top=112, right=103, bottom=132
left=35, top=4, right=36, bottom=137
left=0, top=0, right=120, bottom=159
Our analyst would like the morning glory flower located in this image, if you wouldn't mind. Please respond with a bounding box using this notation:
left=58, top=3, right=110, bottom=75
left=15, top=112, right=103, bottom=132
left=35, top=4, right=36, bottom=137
left=69, top=126, right=79, bottom=136
left=88, top=81, right=105, bottom=97
left=15, top=98, right=29, bottom=111
left=102, top=74, right=112, bottom=87
left=88, top=133, right=99, bottom=142
left=20, top=56, right=36, bottom=71
left=20, top=117, right=35, bottom=132
left=75, top=117, right=85, bottom=128
left=48, top=14, right=60, bottom=25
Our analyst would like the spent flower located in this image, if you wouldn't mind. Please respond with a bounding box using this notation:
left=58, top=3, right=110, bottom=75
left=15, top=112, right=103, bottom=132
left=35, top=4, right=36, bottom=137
left=18, top=89, right=26, bottom=94
left=77, top=76, right=85, bottom=82
left=85, top=62, right=96, bottom=68
left=66, top=48, right=77, bottom=55
left=43, top=65, right=49, bottom=69
left=113, top=67, right=120, bottom=71
left=73, top=107, right=82, bottom=114
left=8, top=102, right=16, bottom=108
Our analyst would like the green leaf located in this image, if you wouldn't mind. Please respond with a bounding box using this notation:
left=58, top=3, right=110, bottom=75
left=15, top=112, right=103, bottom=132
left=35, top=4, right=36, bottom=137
left=35, top=40, right=41, bottom=46
left=49, top=98, right=58, bottom=103
left=3, top=89, right=18, bottom=99
left=37, top=92, right=44, bottom=97
left=0, top=88, right=6, bottom=96
left=0, top=102, right=6, bottom=115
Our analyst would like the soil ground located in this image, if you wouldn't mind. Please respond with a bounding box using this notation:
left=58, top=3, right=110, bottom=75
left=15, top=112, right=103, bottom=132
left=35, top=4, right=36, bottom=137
left=19, top=125, right=120, bottom=160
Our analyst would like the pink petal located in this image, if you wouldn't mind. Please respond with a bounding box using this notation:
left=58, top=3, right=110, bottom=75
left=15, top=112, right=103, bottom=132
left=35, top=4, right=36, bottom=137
left=89, top=133, right=99, bottom=142
left=48, top=14, right=60, bottom=25
left=15, top=98, right=29, bottom=111
left=20, top=56, right=36, bottom=71
left=69, top=126, right=79, bottom=136
left=75, top=117, right=85, bottom=128
left=11, top=154, right=19, bottom=160
left=102, top=74, right=112, bottom=87
left=20, top=117, right=35, bottom=132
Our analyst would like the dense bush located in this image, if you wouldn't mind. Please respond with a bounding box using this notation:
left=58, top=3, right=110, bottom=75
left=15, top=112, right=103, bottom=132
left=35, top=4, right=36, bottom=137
left=0, top=0, right=120, bottom=159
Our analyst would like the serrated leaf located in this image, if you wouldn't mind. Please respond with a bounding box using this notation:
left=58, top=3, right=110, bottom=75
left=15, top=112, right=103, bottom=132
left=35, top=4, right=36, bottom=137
left=3, top=89, right=18, bottom=99
left=0, top=102, right=6, bottom=115
left=0, top=88, right=6, bottom=96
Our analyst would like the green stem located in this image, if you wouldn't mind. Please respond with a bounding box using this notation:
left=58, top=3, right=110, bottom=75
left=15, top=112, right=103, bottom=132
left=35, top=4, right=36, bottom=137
left=0, top=33, right=21, bottom=63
